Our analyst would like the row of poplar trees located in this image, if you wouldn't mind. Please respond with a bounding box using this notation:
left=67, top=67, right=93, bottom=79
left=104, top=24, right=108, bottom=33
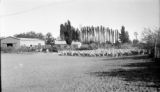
left=80, top=26, right=119, bottom=44
left=60, top=20, right=130, bottom=45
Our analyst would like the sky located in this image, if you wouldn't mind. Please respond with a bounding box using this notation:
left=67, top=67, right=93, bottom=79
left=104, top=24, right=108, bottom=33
left=0, top=0, right=159, bottom=40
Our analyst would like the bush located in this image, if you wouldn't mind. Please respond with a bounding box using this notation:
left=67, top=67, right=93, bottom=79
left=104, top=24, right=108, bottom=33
left=114, top=41, right=121, bottom=49
left=42, top=45, right=58, bottom=52
left=104, top=43, right=113, bottom=49
left=53, top=45, right=68, bottom=51
left=42, top=48, right=47, bottom=52
left=89, top=43, right=98, bottom=50
left=120, top=43, right=133, bottom=49
left=77, top=44, right=92, bottom=50
left=1, top=46, right=43, bottom=53
left=49, top=46, right=58, bottom=52
left=17, top=46, right=30, bottom=52
left=1, top=47, right=16, bottom=53
left=53, top=44, right=79, bottom=51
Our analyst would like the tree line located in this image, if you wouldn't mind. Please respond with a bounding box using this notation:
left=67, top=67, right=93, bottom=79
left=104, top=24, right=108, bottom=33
left=80, top=26, right=119, bottom=44
left=60, top=20, right=130, bottom=45
left=13, top=20, right=131, bottom=46
left=14, top=31, right=45, bottom=40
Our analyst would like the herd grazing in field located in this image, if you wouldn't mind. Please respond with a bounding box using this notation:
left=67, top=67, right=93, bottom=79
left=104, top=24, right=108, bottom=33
left=58, top=48, right=147, bottom=57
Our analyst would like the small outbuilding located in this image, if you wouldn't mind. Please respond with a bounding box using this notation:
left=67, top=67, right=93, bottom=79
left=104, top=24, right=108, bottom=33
left=1, top=36, right=45, bottom=48
left=54, top=40, right=82, bottom=48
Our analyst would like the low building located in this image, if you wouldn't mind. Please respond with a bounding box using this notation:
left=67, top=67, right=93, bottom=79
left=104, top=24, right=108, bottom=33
left=1, top=36, right=45, bottom=48
left=55, top=40, right=82, bottom=48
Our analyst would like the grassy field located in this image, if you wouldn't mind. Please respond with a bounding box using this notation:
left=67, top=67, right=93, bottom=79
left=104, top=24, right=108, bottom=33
left=1, top=53, right=160, bottom=92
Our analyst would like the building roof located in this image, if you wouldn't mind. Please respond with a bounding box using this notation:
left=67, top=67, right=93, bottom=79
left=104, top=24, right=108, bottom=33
left=0, top=37, right=5, bottom=40
left=55, top=40, right=66, bottom=44
left=1, top=36, right=20, bottom=40
left=1, top=36, right=44, bottom=41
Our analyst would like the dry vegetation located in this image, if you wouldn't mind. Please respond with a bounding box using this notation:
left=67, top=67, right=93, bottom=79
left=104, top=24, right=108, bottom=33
left=1, top=53, right=160, bottom=92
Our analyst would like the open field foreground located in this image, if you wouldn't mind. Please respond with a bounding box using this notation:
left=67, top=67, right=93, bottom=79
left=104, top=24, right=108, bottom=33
left=1, top=53, right=160, bottom=92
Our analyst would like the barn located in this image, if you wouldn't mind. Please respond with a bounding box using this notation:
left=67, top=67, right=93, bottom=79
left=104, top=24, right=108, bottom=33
left=1, top=36, right=45, bottom=48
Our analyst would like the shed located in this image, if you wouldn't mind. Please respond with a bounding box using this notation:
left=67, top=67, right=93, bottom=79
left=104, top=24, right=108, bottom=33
left=1, top=36, right=45, bottom=48
left=55, top=40, right=82, bottom=48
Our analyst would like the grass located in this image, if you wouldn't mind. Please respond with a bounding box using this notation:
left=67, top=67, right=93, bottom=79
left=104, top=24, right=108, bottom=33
left=1, top=53, right=160, bottom=92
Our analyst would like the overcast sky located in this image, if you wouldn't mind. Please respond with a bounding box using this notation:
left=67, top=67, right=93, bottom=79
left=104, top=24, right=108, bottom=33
left=0, top=0, right=159, bottom=40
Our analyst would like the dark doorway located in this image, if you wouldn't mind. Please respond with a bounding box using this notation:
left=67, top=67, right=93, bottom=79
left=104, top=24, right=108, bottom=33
left=7, top=43, right=13, bottom=47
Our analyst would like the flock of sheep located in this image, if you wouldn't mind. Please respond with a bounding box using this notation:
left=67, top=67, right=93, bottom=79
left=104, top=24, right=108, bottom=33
left=58, top=48, right=147, bottom=57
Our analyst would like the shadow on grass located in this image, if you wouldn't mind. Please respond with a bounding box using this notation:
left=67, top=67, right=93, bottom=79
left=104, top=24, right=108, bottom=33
left=90, top=56, right=160, bottom=88
left=102, top=55, right=150, bottom=61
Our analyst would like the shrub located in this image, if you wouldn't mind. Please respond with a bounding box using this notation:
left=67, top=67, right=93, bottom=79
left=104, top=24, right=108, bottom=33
left=120, top=43, right=133, bottom=49
left=17, top=46, right=30, bottom=52
left=1, top=47, right=16, bottom=53
left=53, top=44, right=80, bottom=51
left=1, top=46, right=43, bottom=53
left=89, top=43, right=98, bottom=50
left=49, top=46, right=58, bottom=52
left=106, top=41, right=112, bottom=44
left=54, top=44, right=68, bottom=51
left=70, top=44, right=79, bottom=50
left=42, top=48, right=47, bottom=52
left=114, top=41, right=121, bottom=49
left=41, top=45, right=58, bottom=52
left=77, top=44, right=92, bottom=50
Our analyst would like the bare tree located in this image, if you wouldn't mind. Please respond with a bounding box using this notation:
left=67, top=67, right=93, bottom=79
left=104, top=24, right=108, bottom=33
left=134, top=32, right=138, bottom=40
left=142, top=28, right=160, bottom=59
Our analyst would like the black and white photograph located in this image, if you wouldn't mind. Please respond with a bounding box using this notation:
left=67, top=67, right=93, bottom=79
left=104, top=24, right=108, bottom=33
left=0, top=0, right=160, bottom=92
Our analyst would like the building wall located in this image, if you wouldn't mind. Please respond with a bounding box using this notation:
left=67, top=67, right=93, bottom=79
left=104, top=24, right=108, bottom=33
left=55, top=40, right=82, bottom=48
left=20, top=40, right=45, bottom=47
left=0, top=37, right=45, bottom=49
left=1, top=37, right=20, bottom=48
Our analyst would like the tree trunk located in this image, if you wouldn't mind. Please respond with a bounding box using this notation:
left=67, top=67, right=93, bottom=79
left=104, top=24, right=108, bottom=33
left=154, top=38, right=157, bottom=60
